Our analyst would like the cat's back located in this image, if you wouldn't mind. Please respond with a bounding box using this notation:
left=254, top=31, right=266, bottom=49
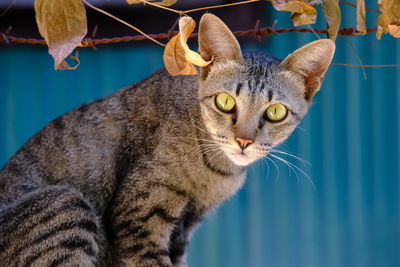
left=0, top=70, right=198, bottom=207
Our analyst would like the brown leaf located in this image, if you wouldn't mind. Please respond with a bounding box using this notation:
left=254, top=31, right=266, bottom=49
left=34, top=0, right=87, bottom=70
left=126, top=0, right=177, bottom=6
left=322, top=0, right=341, bottom=40
left=354, top=0, right=367, bottom=35
left=290, top=3, right=317, bottom=26
left=376, top=0, right=400, bottom=39
left=271, top=0, right=317, bottom=26
left=388, top=24, right=400, bottom=38
left=279, top=1, right=305, bottom=12
left=163, top=16, right=211, bottom=76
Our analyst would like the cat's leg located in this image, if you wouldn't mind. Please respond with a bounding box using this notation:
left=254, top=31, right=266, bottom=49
left=110, top=181, right=189, bottom=267
left=169, top=221, right=190, bottom=267
left=169, top=206, right=202, bottom=267
left=0, top=187, right=101, bottom=266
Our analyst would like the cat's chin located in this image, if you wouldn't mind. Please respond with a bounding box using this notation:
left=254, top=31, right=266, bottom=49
left=225, top=152, right=258, bottom=167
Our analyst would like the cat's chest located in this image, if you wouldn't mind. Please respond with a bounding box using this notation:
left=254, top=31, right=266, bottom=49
left=182, top=165, right=247, bottom=209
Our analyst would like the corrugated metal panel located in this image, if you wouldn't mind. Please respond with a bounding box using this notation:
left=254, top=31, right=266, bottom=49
left=0, top=4, right=399, bottom=267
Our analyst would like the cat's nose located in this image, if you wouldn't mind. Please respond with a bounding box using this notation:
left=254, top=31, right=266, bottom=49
left=235, top=137, right=253, bottom=150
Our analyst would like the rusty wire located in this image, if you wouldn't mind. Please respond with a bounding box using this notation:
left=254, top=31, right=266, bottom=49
left=0, top=26, right=378, bottom=48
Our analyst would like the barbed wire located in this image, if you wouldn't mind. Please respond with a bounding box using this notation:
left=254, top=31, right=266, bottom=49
left=0, top=26, right=378, bottom=47
left=1, top=1, right=396, bottom=68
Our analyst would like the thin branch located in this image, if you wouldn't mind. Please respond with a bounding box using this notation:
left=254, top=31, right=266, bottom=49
left=332, top=63, right=400, bottom=67
left=307, top=24, right=321, bottom=40
left=0, top=0, right=16, bottom=17
left=339, top=1, right=381, bottom=13
left=137, top=0, right=261, bottom=14
left=82, top=0, right=166, bottom=47
left=140, top=0, right=182, bottom=14
left=340, top=36, right=367, bottom=80
left=182, top=0, right=261, bottom=14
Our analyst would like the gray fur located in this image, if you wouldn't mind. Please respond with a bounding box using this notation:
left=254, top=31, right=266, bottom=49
left=0, top=14, right=334, bottom=267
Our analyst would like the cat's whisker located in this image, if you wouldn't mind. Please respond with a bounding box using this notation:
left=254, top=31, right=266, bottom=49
left=296, top=125, right=306, bottom=132
left=264, top=156, right=280, bottom=183
left=258, top=157, right=270, bottom=179
left=269, top=153, right=301, bottom=182
left=186, top=145, right=222, bottom=162
left=165, top=135, right=221, bottom=145
left=202, top=148, right=225, bottom=166
left=191, top=122, right=220, bottom=138
left=269, top=154, right=316, bottom=191
left=270, top=149, right=310, bottom=166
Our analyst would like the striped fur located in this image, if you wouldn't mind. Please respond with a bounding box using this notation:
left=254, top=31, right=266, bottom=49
left=0, top=14, right=334, bottom=267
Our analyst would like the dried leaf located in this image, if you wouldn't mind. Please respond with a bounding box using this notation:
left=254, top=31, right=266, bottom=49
left=126, top=0, right=177, bottom=7
left=376, top=0, right=400, bottom=39
left=163, top=16, right=211, bottom=76
left=322, top=0, right=341, bottom=40
left=354, top=0, right=367, bottom=35
left=290, top=3, right=317, bottom=26
left=58, top=55, right=80, bottom=70
left=388, top=24, right=400, bottom=38
left=34, top=0, right=87, bottom=70
left=279, top=1, right=305, bottom=12
left=271, top=0, right=317, bottom=26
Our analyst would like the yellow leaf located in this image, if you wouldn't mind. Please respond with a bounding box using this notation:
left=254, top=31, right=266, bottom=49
left=163, top=16, right=211, bottom=76
left=322, top=0, right=341, bottom=40
left=126, top=0, right=177, bottom=7
left=388, top=24, right=400, bottom=38
left=271, top=0, right=317, bottom=26
left=34, top=0, right=87, bottom=70
left=376, top=0, right=400, bottom=39
left=290, top=12, right=316, bottom=26
left=354, top=0, right=366, bottom=35
left=279, top=1, right=304, bottom=13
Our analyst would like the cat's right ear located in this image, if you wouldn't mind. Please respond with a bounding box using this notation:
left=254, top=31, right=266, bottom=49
left=280, top=39, right=335, bottom=103
left=198, top=13, right=243, bottom=78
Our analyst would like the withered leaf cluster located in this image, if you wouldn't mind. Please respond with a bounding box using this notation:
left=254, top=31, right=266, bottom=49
left=163, top=16, right=211, bottom=75
left=33, top=0, right=399, bottom=72
left=376, top=0, right=400, bottom=39
left=35, top=0, right=87, bottom=69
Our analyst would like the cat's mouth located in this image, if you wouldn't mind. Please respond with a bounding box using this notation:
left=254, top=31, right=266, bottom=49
left=225, top=150, right=258, bottom=166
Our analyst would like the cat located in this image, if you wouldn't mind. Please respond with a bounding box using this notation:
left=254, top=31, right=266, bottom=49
left=0, top=13, right=335, bottom=267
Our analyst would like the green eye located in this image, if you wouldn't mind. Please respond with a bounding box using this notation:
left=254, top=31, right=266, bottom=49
left=265, top=103, right=288, bottom=122
left=215, top=93, right=236, bottom=113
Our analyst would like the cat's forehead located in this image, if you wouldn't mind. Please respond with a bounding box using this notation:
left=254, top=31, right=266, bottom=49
left=201, top=54, right=308, bottom=113
left=208, top=59, right=289, bottom=98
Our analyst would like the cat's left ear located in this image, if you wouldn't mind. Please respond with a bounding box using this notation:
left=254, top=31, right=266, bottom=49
left=280, top=39, right=335, bottom=103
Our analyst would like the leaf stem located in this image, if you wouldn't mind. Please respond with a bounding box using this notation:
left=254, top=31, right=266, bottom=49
left=82, top=0, right=166, bottom=47
left=0, top=0, right=16, bottom=17
left=182, top=0, right=261, bottom=14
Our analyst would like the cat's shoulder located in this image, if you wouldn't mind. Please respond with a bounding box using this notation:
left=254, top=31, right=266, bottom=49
left=124, top=69, right=197, bottom=92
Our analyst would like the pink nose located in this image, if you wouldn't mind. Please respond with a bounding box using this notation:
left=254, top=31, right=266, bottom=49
left=235, top=137, right=253, bottom=150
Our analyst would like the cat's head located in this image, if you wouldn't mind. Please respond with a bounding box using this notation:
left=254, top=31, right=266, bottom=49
left=197, top=14, right=335, bottom=166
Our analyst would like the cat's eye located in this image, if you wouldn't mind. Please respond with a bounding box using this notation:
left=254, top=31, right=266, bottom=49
left=265, top=103, right=288, bottom=122
left=215, top=93, right=236, bottom=113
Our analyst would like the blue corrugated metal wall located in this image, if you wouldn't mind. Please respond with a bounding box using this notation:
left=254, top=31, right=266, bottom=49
left=1, top=3, right=399, bottom=267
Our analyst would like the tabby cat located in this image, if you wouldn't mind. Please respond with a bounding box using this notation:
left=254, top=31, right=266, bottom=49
left=0, top=14, right=335, bottom=267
